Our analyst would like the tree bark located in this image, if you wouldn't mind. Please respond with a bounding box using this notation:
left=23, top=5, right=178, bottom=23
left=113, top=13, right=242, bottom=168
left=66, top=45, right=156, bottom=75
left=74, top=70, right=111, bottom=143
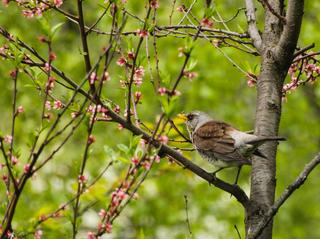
left=245, top=0, right=304, bottom=238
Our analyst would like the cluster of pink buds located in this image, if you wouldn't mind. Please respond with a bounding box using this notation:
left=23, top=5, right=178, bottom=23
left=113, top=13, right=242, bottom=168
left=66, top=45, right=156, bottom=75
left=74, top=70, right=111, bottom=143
left=46, top=76, right=56, bottom=92
left=283, top=56, right=320, bottom=97
left=13, top=0, right=63, bottom=18
left=133, top=66, right=145, bottom=86
left=183, top=71, right=198, bottom=80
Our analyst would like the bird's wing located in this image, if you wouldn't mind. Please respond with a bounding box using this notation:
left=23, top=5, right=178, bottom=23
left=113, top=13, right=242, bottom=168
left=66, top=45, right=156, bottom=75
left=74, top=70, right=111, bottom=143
left=193, top=121, right=236, bottom=154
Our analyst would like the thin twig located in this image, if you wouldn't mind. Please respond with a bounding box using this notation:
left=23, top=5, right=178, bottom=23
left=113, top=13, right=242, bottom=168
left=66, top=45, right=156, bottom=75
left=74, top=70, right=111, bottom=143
left=184, top=195, right=192, bottom=236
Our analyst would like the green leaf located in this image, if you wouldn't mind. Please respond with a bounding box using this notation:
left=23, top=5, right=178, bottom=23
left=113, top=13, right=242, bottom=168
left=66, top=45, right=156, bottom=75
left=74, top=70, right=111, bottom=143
left=117, top=144, right=129, bottom=154
left=50, top=22, right=65, bottom=40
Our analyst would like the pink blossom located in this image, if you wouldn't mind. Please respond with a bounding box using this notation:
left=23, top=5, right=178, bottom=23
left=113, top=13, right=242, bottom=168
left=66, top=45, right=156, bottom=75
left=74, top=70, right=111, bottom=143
left=3, top=135, right=12, bottom=144
left=116, top=57, right=127, bottom=66
left=133, top=66, right=145, bottom=86
left=127, top=51, right=135, bottom=60
left=136, top=29, right=148, bottom=38
left=9, top=69, right=17, bottom=78
left=71, top=112, right=79, bottom=118
left=53, top=0, right=63, bottom=7
left=45, top=101, right=51, bottom=110
left=11, top=156, right=18, bottom=165
left=131, top=156, right=139, bottom=165
left=2, top=0, right=9, bottom=7
left=117, top=189, right=127, bottom=200
left=150, top=0, right=159, bottom=9
left=184, top=71, right=198, bottom=80
left=173, top=90, right=181, bottom=96
left=49, top=52, right=56, bottom=61
left=44, top=62, right=51, bottom=72
left=98, top=209, right=106, bottom=218
left=34, top=230, right=43, bottom=239
left=2, top=175, right=8, bottom=182
left=88, top=135, right=96, bottom=145
left=118, top=124, right=124, bottom=130
left=38, top=35, right=47, bottom=43
left=46, top=76, right=56, bottom=91
left=22, top=10, right=34, bottom=18
left=134, top=91, right=142, bottom=102
left=103, top=71, right=111, bottom=82
left=158, top=87, right=167, bottom=96
left=200, top=18, right=214, bottom=28
left=53, top=100, right=63, bottom=109
left=143, top=161, right=151, bottom=170
left=87, top=232, right=96, bottom=239
left=24, top=164, right=31, bottom=174
left=176, top=5, right=185, bottom=12
left=114, top=105, right=120, bottom=113
left=17, top=105, right=24, bottom=114
left=89, top=72, right=97, bottom=85
left=78, top=174, right=88, bottom=183
left=158, top=135, right=169, bottom=144
left=247, top=79, right=256, bottom=87
left=105, top=223, right=112, bottom=233
left=154, top=155, right=161, bottom=163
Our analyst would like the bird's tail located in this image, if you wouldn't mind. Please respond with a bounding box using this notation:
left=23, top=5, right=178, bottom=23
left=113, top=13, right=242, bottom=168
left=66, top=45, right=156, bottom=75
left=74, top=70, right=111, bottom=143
left=246, top=136, right=286, bottom=145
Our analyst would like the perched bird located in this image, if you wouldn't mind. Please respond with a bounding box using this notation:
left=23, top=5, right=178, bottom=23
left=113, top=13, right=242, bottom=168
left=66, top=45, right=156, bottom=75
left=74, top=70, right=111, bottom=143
left=179, top=111, right=285, bottom=183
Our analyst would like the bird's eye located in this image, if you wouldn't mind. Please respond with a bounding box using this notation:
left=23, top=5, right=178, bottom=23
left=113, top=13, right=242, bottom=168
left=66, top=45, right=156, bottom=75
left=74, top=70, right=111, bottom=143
left=187, top=114, right=194, bottom=120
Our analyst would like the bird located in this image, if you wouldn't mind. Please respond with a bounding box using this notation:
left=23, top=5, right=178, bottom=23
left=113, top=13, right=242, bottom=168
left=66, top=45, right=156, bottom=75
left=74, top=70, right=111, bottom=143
left=178, top=111, right=285, bottom=184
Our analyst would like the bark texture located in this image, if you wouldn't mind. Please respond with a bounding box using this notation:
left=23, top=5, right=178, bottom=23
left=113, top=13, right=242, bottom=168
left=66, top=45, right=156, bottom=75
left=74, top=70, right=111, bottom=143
left=245, top=0, right=304, bottom=238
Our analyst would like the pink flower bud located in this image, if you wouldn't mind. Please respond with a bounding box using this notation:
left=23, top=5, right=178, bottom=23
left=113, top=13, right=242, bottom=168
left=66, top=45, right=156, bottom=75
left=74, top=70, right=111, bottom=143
left=158, top=135, right=169, bottom=144
left=53, top=0, right=63, bottom=7
left=116, top=57, right=127, bottom=66
left=88, top=135, right=96, bottom=145
left=3, top=135, right=12, bottom=144
left=150, top=0, right=159, bottom=9
left=53, top=100, right=63, bottom=109
left=136, top=29, right=148, bottom=38
left=200, top=18, right=214, bottom=28
left=105, top=222, right=112, bottom=233
left=158, top=87, right=167, bottom=96
left=17, top=105, right=24, bottom=114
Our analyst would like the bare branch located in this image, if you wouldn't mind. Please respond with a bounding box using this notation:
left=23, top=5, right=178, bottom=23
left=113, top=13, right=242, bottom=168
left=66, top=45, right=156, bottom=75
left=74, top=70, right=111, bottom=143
left=245, top=0, right=262, bottom=51
left=276, top=0, right=304, bottom=66
left=250, top=153, right=320, bottom=239
left=261, top=0, right=287, bottom=23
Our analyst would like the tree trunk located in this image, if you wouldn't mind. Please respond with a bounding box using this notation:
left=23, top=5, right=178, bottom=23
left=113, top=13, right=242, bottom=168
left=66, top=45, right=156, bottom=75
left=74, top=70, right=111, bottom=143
left=245, top=0, right=304, bottom=238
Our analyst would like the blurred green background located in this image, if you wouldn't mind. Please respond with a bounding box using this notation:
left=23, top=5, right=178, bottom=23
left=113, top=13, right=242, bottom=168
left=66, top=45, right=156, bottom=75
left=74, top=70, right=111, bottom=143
left=0, top=0, right=320, bottom=238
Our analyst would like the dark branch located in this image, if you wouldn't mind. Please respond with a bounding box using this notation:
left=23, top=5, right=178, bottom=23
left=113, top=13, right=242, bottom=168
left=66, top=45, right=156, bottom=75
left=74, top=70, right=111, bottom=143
left=276, top=0, right=304, bottom=67
left=250, top=153, right=320, bottom=239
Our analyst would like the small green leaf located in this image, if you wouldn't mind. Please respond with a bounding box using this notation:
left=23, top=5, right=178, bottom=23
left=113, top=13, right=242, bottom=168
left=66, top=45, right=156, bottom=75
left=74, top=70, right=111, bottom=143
left=50, top=22, right=64, bottom=40
left=117, top=144, right=129, bottom=154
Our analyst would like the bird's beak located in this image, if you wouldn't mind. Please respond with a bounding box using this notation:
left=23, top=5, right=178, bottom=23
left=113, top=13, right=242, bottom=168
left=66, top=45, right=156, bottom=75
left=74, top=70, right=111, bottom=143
left=177, top=113, right=188, bottom=122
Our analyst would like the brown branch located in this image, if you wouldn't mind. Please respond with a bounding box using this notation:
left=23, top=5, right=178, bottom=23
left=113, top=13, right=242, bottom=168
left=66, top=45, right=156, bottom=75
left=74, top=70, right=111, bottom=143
left=250, top=153, right=320, bottom=239
left=261, top=0, right=287, bottom=24
left=276, top=0, right=304, bottom=66
left=293, top=43, right=315, bottom=58
left=245, top=0, right=262, bottom=51
left=77, top=0, right=95, bottom=93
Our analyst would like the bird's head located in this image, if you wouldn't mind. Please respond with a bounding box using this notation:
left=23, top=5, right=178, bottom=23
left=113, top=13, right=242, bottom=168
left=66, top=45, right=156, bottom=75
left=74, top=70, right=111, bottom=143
left=178, top=111, right=212, bottom=133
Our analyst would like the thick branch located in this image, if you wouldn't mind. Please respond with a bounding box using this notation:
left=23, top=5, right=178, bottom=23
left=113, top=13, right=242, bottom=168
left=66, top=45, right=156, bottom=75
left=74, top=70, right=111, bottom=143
left=245, top=0, right=262, bottom=51
left=250, top=153, right=320, bottom=239
left=276, top=0, right=304, bottom=66
left=104, top=108, right=251, bottom=209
